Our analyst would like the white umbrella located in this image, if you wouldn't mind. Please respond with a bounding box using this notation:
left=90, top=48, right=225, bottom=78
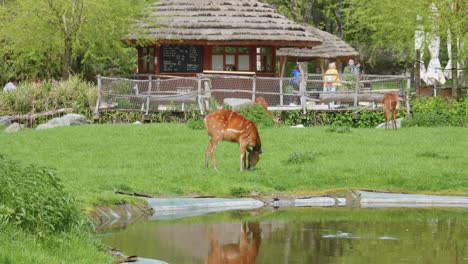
left=425, top=34, right=446, bottom=85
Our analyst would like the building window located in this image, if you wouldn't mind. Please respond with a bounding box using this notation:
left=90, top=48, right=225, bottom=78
left=140, top=47, right=154, bottom=73
left=256, top=46, right=273, bottom=72
left=211, top=46, right=250, bottom=71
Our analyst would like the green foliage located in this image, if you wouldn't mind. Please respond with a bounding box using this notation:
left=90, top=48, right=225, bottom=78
left=344, top=0, right=467, bottom=66
left=0, top=154, right=87, bottom=235
left=0, top=0, right=152, bottom=82
left=286, top=151, right=317, bottom=164
left=0, top=76, right=96, bottom=115
left=230, top=187, right=250, bottom=198
left=187, top=118, right=205, bottom=130
left=404, top=97, right=467, bottom=127
left=281, top=110, right=388, bottom=128
left=237, top=103, right=276, bottom=128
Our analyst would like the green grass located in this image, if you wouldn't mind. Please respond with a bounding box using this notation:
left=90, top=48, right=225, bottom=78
left=0, top=226, right=112, bottom=264
left=0, top=124, right=467, bottom=206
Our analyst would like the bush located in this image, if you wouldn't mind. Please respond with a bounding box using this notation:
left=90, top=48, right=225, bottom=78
left=237, top=103, right=275, bottom=128
left=0, top=154, right=87, bottom=235
left=404, top=97, right=467, bottom=127
left=0, top=76, right=96, bottom=115
left=187, top=118, right=205, bottom=130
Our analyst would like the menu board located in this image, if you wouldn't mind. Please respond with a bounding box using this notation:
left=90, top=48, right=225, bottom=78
left=160, top=45, right=203, bottom=73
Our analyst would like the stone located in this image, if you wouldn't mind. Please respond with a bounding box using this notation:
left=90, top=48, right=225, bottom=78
left=0, top=116, right=12, bottom=126
left=376, top=118, right=403, bottom=129
left=36, top=113, right=89, bottom=130
left=133, top=121, right=142, bottom=125
left=4, top=122, right=25, bottom=133
left=60, top=113, right=89, bottom=126
left=223, top=98, right=253, bottom=110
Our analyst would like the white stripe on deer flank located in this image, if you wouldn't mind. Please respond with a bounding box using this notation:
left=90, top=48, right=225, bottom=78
left=227, top=128, right=244, bottom=133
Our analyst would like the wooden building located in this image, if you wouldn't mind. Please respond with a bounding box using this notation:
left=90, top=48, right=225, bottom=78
left=277, top=25, right=359, bottom=75
left=129, top=0, right=321, bottom=77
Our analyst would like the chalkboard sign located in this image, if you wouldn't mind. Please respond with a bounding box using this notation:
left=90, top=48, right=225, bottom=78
left=160, top=45, right=203, bottom=73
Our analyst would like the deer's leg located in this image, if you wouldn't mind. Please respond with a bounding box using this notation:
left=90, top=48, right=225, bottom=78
left=384, top=108, right=390, bottom=129
left=206, top=136, right=221, bottom=170
left=392, top=108, right=397, bottom=130
left=239, top=142, right=248, bottom=171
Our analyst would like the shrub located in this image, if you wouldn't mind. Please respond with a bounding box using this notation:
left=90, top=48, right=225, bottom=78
left=187, top=118, right=205, bottom=130
left=0, top=155, right=87, bottom=235
left=403, top=97, right=467, bottom=127
left=237, top=103, right=275, bottom=128
left=230, top=187, right=249, bottom=198
left=0, top=76, right=96, bottom=115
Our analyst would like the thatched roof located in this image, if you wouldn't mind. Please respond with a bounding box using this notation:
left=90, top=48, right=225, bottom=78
left=277, top=25, right=358, bottom=60
left=131, top=0, right=321, bottom=47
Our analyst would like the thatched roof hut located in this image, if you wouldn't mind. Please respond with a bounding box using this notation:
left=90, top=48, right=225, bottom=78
left=277, top=25, right=358, bottom=61
left=131, top=0, right=321, bottom=47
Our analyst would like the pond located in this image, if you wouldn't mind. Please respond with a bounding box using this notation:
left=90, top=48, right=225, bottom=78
left=100, top=207, right=468, bottom=264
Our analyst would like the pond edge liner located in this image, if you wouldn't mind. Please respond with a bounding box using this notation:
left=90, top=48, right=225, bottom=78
left=91, top=190, right=468, bottom=230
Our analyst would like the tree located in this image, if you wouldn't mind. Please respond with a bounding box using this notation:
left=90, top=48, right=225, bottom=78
left=0, top=0, right=152, bottom=82
left=343, top=0, right=467, bottom=95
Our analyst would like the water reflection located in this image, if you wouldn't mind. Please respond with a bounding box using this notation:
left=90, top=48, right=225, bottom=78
left=100, top=208, right=468, bottom=264
left=207, top=222, right=261, bottom=264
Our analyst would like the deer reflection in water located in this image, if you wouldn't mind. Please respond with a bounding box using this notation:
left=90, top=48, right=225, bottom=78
left=207, top=222, right=261, bottom=264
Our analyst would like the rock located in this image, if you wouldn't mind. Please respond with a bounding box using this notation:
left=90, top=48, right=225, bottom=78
left=4, top=122, right=25, bottom=133
left=36, top=113, right=89, bottom=130
left=223, top=98, right=253, bottom=110
left=376, top=118, right=403, bottom=129
left=0, top=116, right=12, bottom=126
left=60, top=113, right=89, bottom=126
left=133, top=121, right=142, bottom=125
left=291, top=124, right=304, bottom=128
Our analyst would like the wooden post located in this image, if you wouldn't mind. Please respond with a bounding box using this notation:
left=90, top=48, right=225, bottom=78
left=405, top=72, right=412, bottom=117
left=279, top=76, right=284, bottom=105
left=197, top=76, right=205, bottom=115
left=353, top=75, right=360, bottom=108
left=415, top=50, right=420, bottom=94
left=93, top=75, right=102, bottom=121
left=144, top=76, right=152, bottom=121
left=300, top=70, right=307, bottom=114
left=252, top=75, right=256, bottom=101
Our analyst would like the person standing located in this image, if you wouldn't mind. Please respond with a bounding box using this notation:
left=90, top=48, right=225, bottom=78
left=343, top=59, right=360, bottom=78
left=288, top=64, right=303, bottom=105
left=3, top=77, right=17, bottom=92
left=323, top=62, right=341, bottom=109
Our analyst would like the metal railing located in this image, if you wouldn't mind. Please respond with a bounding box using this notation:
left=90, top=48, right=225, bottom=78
left=94, top=73, right=410, bottom=116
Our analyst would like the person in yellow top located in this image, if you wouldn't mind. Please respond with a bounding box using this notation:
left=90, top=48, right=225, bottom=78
left=323, top=62, right=341, bottom=92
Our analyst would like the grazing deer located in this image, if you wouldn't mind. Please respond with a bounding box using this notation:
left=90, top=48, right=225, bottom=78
left=204, top=109, right=262, bottom=171
left=255, top=97, right=273, bottom=116
left=207, top=222, right=261, bottom=264
left=382, top=93, right=400, bottom=129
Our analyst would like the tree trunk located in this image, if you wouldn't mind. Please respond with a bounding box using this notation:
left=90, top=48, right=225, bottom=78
left=303, top=0, right=314, bottom=24
left=451, top=39, right=458, bottom=99
left=415, top=50, right=420, bottom=92
left=62, top=37, right=73, bottom=80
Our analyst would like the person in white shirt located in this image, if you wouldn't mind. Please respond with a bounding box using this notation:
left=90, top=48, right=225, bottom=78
left=3, top=77, right=17, bottom=92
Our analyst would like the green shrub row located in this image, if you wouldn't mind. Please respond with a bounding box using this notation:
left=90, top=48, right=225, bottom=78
left=0, top=76, right=96, bottom=115
left=0, top=154, right=88, bottom=236
left=403, top=97, right=467, bottom=127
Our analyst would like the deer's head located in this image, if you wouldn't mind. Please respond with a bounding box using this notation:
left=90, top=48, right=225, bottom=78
left=247, top=147, right=262, bottom=170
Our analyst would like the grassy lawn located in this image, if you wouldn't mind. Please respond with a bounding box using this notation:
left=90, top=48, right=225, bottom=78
left=0, top=124, right=467, bottom=206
